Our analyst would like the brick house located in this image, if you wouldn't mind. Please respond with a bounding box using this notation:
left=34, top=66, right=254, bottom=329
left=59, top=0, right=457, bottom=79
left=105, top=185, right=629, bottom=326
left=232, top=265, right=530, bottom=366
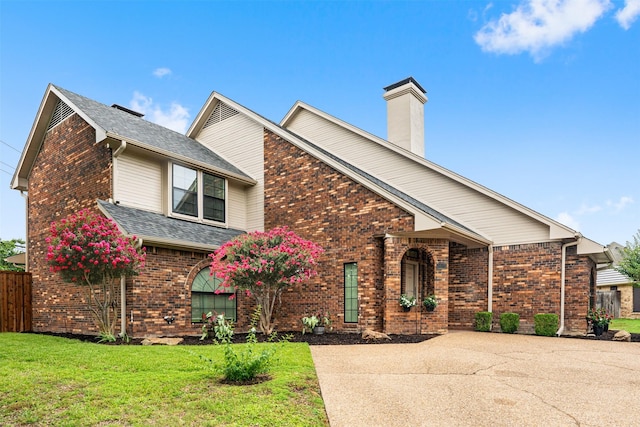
left=11, top=78, right=611, bottom=337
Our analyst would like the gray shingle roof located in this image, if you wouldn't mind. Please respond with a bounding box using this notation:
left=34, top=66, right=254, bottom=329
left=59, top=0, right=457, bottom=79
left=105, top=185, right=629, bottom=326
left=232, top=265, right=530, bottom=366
left=98, top=200, right=244, bottom=249
left=597, top=268, right=634, bottom=286
left=55, top=85, right=251, bottom=179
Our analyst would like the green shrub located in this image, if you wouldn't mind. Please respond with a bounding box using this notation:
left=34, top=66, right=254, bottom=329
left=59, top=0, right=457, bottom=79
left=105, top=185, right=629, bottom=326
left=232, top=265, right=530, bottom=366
left=499, top=312, right=520, bottom=334
left=475, top=311, right=493, bottom=332
left=534, top=313, right=559, bottom=336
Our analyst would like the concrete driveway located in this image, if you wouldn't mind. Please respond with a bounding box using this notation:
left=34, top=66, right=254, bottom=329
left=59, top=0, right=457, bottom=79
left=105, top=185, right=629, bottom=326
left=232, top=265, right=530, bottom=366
left=310, top=331, right=640, bottom=427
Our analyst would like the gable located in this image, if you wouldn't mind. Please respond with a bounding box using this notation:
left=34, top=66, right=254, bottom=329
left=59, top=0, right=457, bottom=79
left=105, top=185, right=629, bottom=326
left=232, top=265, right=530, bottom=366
left=12, top=84, right=256, bottom=193
left=283, top=106, right=569, bottom=246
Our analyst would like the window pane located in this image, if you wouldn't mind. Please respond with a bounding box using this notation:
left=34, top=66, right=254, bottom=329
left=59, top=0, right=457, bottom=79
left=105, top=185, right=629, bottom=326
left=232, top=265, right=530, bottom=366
left=203, top=173, right=225, bottom=199
left=344, top=263, right=358, bottom=323
left=192, top=268, right=236, bottom=321
left=204, top=195, right=225, bottom=222
left=173, top=165, right=198, bottom=217
left=173, top=189, right=197, bottom=216
left=203, top=173, right=225, bottom=222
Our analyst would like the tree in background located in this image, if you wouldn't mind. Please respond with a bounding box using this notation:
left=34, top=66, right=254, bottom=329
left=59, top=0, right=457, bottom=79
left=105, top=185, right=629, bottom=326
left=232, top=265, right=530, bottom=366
left=616, top=229, right=640, bottom=284
left=0, top=238, right=25, bottom=271
left=47, top=209, right=146, bottom=340
left=210, top=227, right=323, bottom=334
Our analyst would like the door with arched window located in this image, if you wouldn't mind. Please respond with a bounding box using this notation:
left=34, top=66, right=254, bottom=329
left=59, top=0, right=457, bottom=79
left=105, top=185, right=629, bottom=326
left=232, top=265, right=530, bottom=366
left=191, top=268, right=236, bottom=322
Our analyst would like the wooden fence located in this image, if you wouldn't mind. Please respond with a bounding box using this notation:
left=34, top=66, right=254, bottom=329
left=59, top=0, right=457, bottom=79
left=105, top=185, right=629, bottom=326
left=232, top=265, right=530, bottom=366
left=0, top=271, right=32, bottom=332
left=596, top=290, right=621, bottom=318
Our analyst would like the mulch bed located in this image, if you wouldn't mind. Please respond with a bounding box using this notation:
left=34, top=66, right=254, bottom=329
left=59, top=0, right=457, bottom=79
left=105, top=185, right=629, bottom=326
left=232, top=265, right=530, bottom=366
left=30, top=329, right=640, bottom=345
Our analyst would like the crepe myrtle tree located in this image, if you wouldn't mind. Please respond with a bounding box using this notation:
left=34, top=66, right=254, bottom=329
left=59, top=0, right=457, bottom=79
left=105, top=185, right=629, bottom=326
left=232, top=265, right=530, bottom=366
left=47, top=209, right=146, bottom=340
left=616, top=229, right=640, bottom=284
left=210, top=226, right=323, bottom=334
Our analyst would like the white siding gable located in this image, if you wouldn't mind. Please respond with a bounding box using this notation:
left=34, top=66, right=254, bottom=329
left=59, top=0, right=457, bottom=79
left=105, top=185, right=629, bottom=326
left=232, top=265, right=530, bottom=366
left=285, top=108, right=551, bottom=245
left=195, top=108, right=264, bottom=232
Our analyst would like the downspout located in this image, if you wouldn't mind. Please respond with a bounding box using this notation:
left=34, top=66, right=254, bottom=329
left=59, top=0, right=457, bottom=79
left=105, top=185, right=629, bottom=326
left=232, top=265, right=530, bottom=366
left=112, top=140, right=126, bottom=157
left=20, top=191, right=28, bottom=271
left=120, top=275, right=126, bottom=337
left=120, top=236, right=143, bottom=338
left=115, top=140, right=128, bottom=338
left=487, top=245, right=493, bottom=313
left=557, top=236, right=581, bottom=336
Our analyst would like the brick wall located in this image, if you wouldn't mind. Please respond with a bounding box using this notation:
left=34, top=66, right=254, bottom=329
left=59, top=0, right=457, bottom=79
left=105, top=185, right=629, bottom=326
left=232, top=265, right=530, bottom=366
left=263, top=129, right=415, bottom=332
left=126, top=247, right=253, bottom=337
left=27, top=114, right=113, bottom=333
left=490, top=243, right=593, bottom=334
left=383, top=237, right=449, bottom=334
left=448, top=244, right=488, bottom=329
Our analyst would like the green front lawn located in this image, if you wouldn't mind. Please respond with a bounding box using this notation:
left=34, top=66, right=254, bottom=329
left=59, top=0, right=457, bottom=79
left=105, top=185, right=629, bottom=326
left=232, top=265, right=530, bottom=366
left=0, top=333, right=328, bottom=426
left=610, top=318, right=640, bottom=333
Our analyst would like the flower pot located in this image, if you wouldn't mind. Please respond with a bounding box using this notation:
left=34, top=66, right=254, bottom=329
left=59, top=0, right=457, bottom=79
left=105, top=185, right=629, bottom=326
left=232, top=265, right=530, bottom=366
left=424, top=306, right=435, bottom=312
left=593, top=324, right=604, bottom=336
left=604, top=323, right=609, bottom=332
left=313, top=326, right=325, bottom=335
left=402, top=306, right=411, bottom=312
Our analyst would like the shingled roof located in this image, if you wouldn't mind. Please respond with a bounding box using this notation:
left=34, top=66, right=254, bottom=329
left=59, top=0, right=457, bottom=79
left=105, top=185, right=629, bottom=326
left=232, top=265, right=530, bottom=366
left=98, top=200, right=244, bottom=251
left=54, top=85, right=251, bottom=180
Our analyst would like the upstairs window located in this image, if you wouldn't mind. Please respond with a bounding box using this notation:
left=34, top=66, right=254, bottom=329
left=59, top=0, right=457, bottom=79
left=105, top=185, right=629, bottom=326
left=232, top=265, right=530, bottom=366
left=172, top=164, right=225, bottom=223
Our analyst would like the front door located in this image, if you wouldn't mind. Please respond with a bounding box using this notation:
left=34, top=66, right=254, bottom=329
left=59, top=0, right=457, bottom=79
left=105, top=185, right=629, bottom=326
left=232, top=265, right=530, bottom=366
left=404, top=261, right=419, bottom=299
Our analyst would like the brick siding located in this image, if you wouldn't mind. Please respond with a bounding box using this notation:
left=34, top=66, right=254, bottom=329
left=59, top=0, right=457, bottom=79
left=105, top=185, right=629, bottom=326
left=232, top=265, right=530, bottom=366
left=263, top=129, right=416, bottom=332
left=27, top=114, right=112, bottom=333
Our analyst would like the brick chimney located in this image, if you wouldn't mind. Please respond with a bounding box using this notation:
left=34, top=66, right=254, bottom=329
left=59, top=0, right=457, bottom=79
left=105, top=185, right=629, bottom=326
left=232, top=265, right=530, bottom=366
left=383, top=77, right=427, bottom=157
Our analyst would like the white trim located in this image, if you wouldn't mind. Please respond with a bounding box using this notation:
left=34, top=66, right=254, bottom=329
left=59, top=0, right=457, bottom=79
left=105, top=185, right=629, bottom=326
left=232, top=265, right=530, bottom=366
left=168, top=162, right=229, bottom=228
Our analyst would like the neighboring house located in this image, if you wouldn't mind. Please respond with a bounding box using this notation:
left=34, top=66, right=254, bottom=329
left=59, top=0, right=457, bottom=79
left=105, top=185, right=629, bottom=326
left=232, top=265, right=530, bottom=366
left=12, top=78, right=611, bottom=337
left=597, top=242, right=639, bottom=318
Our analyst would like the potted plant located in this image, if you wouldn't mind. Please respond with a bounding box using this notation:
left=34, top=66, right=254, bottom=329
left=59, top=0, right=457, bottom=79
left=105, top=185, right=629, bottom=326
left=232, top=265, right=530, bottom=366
left=302, top=315, right=319, bottom=334
left=399, top=294, right=417, bottom=312
left=422, top=295, right=438, bottom=312
left=302, top=310, right=332, bottom=334
left=316, top=310, right=332, bottom=334
left=586, top=308, right=611, bottom=336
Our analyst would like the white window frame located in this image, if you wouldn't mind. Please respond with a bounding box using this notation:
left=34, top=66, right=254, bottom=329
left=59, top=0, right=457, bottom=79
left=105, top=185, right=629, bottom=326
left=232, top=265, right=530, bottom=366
left=168, top=162, right=228, bottom=226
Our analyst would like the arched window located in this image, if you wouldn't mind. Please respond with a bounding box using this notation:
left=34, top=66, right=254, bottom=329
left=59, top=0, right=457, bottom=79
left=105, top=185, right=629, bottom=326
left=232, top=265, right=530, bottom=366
left=191, top=268, right=236, bottom=322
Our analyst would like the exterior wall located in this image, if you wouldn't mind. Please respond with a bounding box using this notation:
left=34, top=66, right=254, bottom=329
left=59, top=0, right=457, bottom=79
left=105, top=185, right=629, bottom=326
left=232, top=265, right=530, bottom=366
left=285, top=109, right=553, bottom=245
left=262, top=129, right=415, bottom=333
left=491, top=243, right=593, bottom=334
left=126, top=247, right=253, bottom=337
left=618, top=285, right=640, bottom=319
left=448, top=244, right=488, bottom=329
left=564, top=246, right=596, bottom=333
left=383, top=237, right=449, bottom=334
left=27, top=113, right=113, bottom=333
left=113, top=151, right=164, bottom=213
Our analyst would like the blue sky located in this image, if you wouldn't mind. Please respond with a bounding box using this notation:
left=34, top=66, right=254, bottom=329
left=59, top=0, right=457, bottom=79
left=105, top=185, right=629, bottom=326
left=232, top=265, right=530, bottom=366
left=1, top=0, right=638, bottom=247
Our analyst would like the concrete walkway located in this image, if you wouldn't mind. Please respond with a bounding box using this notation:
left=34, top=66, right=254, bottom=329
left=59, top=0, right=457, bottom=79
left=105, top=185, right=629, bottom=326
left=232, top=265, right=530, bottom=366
left=310, top=331, right=640, bottom=427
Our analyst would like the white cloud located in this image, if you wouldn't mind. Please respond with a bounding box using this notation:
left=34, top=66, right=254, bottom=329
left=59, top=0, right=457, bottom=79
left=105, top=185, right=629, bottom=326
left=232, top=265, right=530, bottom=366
left=556, top=211, right=581, bottom=231
left=474, top=0, right=611, bottom=60
left=129, top=91, right=190, bottom=134
left=153, top=67, right=172, bottom=78
left=607, top=196, right=634, bottom=212
left=576, top=203, right=602, bottom=215
left=616, top=0, right=640, bottom=29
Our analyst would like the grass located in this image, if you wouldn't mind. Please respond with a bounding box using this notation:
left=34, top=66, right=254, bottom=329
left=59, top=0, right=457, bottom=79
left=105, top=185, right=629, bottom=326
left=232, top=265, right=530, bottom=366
left=0, top=333, right=328, bottom=426
left=610, top=318, right=640, bottom=333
